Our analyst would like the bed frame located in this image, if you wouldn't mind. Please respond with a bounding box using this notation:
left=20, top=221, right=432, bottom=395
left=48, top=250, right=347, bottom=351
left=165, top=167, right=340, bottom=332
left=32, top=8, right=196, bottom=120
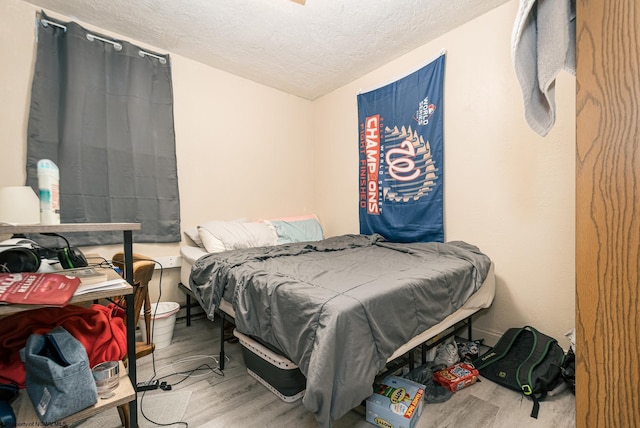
left=177, top=261, right=495, bottom=373
left=177, top=282, right=198, bottom=327
left=177, top=236, right=495, bottom=428
left=178, top=283, right=475, bottom=372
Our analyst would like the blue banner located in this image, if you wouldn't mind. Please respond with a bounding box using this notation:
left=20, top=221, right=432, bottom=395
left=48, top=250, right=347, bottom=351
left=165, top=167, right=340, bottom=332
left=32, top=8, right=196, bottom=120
left=358, top=54, right=445, bottom=242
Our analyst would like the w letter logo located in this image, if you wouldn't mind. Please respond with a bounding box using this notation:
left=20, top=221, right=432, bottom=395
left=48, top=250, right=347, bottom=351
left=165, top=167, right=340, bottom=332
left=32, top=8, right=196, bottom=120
left=386, top=138, right=420, bottom=181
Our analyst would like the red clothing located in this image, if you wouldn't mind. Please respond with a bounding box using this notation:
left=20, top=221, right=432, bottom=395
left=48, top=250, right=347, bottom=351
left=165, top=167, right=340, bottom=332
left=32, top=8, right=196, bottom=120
left=0, top=304, right=127, bottom=388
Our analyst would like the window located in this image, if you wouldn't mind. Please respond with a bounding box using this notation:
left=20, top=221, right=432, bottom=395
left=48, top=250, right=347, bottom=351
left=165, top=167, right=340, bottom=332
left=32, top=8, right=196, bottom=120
left=25, top=12, right=180, bottom=245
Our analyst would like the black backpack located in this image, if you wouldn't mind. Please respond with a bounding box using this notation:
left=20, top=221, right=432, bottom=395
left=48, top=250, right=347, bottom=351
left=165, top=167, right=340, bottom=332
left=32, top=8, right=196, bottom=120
left=472, top=326, right=566, bottom=418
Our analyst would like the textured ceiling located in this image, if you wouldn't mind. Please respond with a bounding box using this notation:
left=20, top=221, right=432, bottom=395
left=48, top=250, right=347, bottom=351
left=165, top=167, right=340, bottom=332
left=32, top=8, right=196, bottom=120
left=21, top=0, right=510, bottom=100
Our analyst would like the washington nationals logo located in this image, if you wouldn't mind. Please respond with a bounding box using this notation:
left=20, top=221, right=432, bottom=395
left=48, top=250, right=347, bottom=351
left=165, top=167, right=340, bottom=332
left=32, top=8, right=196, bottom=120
left=386, top=139, right=421, bottom=181
left=381, top=125, right=438, bottom=203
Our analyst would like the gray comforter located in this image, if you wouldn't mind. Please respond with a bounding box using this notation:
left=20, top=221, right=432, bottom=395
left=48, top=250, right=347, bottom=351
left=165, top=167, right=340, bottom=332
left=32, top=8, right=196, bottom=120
left=190, top=234, right=492, bottom=427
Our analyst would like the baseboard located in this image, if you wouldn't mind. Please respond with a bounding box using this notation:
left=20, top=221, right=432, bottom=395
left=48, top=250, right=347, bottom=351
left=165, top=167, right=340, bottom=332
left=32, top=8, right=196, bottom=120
left=471, top=326, right=503, bottom=347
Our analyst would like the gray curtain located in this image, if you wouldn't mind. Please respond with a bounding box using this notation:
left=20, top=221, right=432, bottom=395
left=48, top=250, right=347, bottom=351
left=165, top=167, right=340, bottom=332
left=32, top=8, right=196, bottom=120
left=25, top=12, right=180, bottom=246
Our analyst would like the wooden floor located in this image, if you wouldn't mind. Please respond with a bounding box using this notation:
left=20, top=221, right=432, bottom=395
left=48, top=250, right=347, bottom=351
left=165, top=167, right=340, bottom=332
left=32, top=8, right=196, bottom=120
left=128, top=315, right=575, bottom=428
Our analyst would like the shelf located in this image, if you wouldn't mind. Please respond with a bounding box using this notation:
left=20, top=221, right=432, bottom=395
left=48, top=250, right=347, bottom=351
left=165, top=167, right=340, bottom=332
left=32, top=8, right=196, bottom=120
left=0, top=270, right=132, bottom=316
left=13, top=360, right=135, bottom=425
left=0, top=222, right=140, bottom=234
left=0, top=266, right=131, bottom=316
left=0, top=223, right=141, bottom=428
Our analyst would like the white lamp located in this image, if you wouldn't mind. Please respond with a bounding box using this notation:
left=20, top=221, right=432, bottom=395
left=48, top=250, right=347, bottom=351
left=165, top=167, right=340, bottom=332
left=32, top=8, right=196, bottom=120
left=0, top=186, right=41, bottom=225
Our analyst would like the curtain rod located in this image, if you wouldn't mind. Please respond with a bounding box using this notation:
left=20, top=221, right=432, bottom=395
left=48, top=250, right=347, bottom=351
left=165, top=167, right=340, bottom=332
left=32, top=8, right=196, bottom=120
left=38, top=16, right=168, bottom=64
left=87, top=34, right=167, bottom=63
left=40, top=18, right=67, bottom=32
left=139, top=51, right=167, bottom=65
left=86, top=33, right=123, bottom=51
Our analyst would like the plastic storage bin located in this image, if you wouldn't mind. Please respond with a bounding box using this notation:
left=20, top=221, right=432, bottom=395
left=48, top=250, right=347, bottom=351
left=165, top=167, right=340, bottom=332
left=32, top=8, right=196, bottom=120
left=233, top=329, right=306, bottom=402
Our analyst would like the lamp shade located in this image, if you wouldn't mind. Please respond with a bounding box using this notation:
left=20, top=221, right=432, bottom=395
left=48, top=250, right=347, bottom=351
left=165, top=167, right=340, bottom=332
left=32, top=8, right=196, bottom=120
left=0, top=186, right=41, bottom=225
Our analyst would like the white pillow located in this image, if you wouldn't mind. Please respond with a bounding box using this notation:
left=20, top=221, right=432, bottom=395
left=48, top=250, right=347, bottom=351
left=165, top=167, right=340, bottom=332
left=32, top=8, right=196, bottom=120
left=183, top=228, right=204, bottom=248
left=185, top=218, right=249, bottom=249
left=198, top=220, right=278, bottom=253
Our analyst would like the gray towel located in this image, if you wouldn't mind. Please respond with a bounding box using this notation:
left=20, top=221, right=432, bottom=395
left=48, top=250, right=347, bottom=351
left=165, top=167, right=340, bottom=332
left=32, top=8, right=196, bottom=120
left=512, top=0, right=576, bottom=137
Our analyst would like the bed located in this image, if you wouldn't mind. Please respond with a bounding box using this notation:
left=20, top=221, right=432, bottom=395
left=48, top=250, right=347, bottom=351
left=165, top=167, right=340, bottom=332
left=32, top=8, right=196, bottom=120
left=178, top=217, right=495, bottom=428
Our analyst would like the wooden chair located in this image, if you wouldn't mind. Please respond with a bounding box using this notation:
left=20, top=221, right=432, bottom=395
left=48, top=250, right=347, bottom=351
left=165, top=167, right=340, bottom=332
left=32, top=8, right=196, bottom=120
left=111, top=252, right=156, bottom=428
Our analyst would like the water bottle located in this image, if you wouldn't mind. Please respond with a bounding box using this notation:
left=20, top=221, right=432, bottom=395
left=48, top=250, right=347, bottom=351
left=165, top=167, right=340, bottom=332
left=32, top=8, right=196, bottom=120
left=37, top=159, right=60, bottom=225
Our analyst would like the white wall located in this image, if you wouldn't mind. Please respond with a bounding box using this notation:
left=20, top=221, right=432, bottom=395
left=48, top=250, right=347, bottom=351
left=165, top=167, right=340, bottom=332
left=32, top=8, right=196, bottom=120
left=1, top=0, right=575, bottom=348
left=313, top=0, right=576, bottom=347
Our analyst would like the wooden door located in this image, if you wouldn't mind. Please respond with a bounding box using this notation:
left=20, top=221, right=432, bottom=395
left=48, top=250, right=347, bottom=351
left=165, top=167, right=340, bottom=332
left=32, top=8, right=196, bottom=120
left=576, top=1, right=640, bottom=426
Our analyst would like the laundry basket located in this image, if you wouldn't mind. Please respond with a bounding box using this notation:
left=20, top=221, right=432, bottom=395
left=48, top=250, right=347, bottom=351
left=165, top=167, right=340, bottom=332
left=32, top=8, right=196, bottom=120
left=139, top=302, right=180, bottom=349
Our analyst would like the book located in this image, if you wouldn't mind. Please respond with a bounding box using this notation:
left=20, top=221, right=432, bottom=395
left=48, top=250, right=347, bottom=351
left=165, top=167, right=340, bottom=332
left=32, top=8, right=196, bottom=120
left=0, top=272, right=81, bottom=307
left=73, top=278, right=130, bottom=296
left=58, top=267, right=109, bottom=285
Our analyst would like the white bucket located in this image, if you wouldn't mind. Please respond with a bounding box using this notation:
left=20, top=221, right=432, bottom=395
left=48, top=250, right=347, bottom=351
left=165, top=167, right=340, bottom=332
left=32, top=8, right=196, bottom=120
left=139, top=302, right=180, bottom=350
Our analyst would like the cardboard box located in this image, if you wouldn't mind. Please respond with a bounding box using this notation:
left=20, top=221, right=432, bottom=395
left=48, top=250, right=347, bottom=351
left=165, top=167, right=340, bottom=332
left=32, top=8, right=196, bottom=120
left=366, top=376, right=425, bottom=428
left=433, top=362, right=479, bottom=392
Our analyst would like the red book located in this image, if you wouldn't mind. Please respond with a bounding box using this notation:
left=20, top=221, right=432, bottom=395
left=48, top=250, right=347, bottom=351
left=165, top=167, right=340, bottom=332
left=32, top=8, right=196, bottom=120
left=0, top=273, right=81, bottom=307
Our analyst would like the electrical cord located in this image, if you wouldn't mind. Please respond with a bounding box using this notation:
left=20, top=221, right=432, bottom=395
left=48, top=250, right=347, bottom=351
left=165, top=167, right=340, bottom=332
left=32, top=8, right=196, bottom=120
left=167, top=355, right=227, bottom=378
left=131, top=258, right=223, bottom=428
left=137, top=357, right=225, bottom=428
left=137, top=357, right=225, bottom=427
left=139, top=388, right=188, bottom=428
left=108, top=256, right=164, bottom=375
left=108, top=256, right=189, bottom=427
left=112, top=255, right=229, bottom=427
left=145, top=355, right=227, bottom=384
left=136, top=258, right=186, bottom=427
left=133, top=259, right=228, bottom=377
left=147, top=259, right=163, bottom=380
